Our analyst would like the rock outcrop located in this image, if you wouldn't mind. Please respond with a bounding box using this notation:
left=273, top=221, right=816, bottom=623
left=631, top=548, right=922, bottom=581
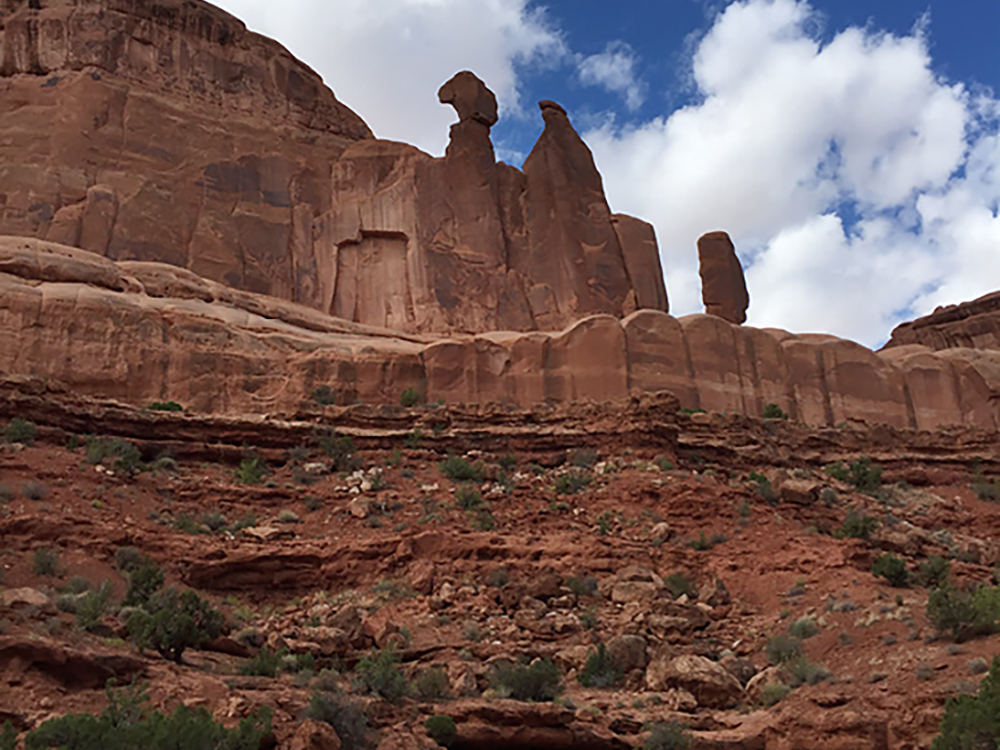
left=0, top=4, right=666, bottom=334
left=3, top=236, right=1000, bottom=430
left=698, top=231, right=749, bottom=324
left=884, top=291, right=1000, bottom=352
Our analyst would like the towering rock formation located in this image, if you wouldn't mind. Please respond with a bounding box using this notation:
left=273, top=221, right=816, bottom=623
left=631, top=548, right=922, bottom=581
left=698, top=231, right=749, bottom=325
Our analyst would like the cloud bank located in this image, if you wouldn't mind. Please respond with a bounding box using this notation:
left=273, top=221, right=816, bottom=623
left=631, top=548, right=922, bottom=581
left=586, top=0, right=1000, bottom=345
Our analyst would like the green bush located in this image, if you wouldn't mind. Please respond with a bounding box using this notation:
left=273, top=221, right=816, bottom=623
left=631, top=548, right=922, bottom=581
left=1, top=721, right=16, bottom=750
left=762, top=403, right=788, bottom=420
left=932, top=656, right=1000, bottom=749
left=644, top=721, right=691, bottom=750
left=240, top=646, right=284, bottom=677
left=554, top=469, right=591, bottom=495
left=919, top=556, right=951, bottom=588
left=824, top=462, right=851, bottom=482
left=318, top=431, right=358, bottom=472
left=440, top=456, right=485, bottom=483
left=354, top=648, right=409, bottom=703
left=413, top=666, right=451, bottom=702
left=76, top=580, right=114, bottom=632
left=873, top=553, right=909, bottom=587
left=759, top=682, right=792, bottom=707
left=400, top=388, right=423, bottom=408
left=313, top=385, right=338, bottom=406
left=748, top=471, right=777, bottom=503
left=115, top=546, right=144, bottom=573
left=147, top=401, right=183, bottom=412
left=788, top=617, right=819, bottom=640
left=569, top=449, right=599, bottom=468
left=424, top=715, right=457, bottom=748
left=784, top=657, right=831, bottom=687
left=766, top=634, right=803, bottom=665
left=454, top=485, right=484, bottom=511
left=664, top=573, right=697, bottom=600
left=4, top=417, right=38, bottom=445
left=235, top=456, right=267, bottom=485
left=85, top=437, right=143, bottom=475
left=306, top=692, right=369, bottom=750
left=22, top=482, right=48, bottom=501
left=489, top=659, right=562, bottom=702
left=578, top=643, right=624, bottom=688
left=33, top=548, right=60, bottom=577
left=835, top=508, right=878, bottom=540
left=126, top=588, right=224, bottom=663
left=927, top=585, right=1000, bottom=642
left=23, top=680, right=270, bottom=750
left=124, top=557, right=165, bottom=607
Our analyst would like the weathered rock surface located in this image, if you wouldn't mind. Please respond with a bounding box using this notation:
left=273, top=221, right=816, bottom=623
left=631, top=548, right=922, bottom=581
left=3, top=236, right=1000, bottom=429
left=698, top=231, right=749, bottom=324
left=884, top=290, right=1000, bottom=352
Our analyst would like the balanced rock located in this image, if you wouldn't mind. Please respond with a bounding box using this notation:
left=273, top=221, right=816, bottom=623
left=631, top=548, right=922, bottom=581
left=698, top=231, right=749, bottom=324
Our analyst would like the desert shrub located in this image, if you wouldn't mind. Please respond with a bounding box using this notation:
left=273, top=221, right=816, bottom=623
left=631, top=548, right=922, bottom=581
left=4, top=417, right=38, bottom=445
left=400, top=388, right=422, bottom=408
left=849, top=458, right=883, bottom=494
left=0, top=485, right=12, bottom=503
left=76, top=580, right=115, bottom=632
left=235, top=456, right=267, bottom=485
left=688, top=531, right=726, bottom=551
left=766, top=634, right=803, bottom=665
left=454, top=485, right=484, bottom=511
left=489, top=659, right=562, bottom=702
left=825, top=462, right=851, bottom=482
left=836, top=508, right=878, bottom=540
left=115, top=546, right=144, bottom=573
left=147, top=401, right=183, bottom=412
left=124, top=557, right=165, bottom=607
left=306, top=692, right=369, bottom=750
left=566, top=574, right=599, bottom=598
left=277, top=509, right=301, bottom=524
left=920, top=556, right=951, bottom=588
left=126, top=588, right=224, bottom=663
left=199, top=509, right=228, bottom=532
left=784, top=657, right=831, bottom=687
left=554, top=469, right=591, bottom=495
left=22, top=482, right=48, bottom=501
left=240, top=646, right=285, bottom=677
left=788, top=617, right=819, bottom=640
left=33, top=548, right=60, bottom=577
left=470, top=509, right=495, bottom=531
left=498, top=453, right=518, bottom=471
left=762, top=403, right=788, bottom=420
left=413, top=666, right=451, bottom=702
left=973, top=476, right=1000, bottom=501
left=873, top=553, right=910, bottom=587
left=312, top=385, right=338, bottom=405
left=354, top=648, right=409, bottom=703
left=439, top=456, right=484, bottom=483
left=569, top=448, right=599, bottom=468
left=0, top=722, right=15, bottom=750
left=316, top=430, right=358, bottom=472
left=931, top=656, right=1000, bottom=750
left=644, top=721, right=691, bottom=750
left=926, top=585, right=1000, bottom=643
left=85, top=437, right=143, bottom=474
left=759, top=682, right=792, bottom=707
left=23, top=681, right=270, bottom=750
left=424, top=715, right=457, bottom=748
left=654, top=455, right=675, bottom=471
left=664, top=573, right=697, bottom=600
left=748, top=471, right=777, bottom=503
left=578, top=643, right=624, bottom=688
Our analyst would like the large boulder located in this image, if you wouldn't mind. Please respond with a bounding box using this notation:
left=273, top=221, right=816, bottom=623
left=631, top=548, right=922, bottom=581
left=646, top=654, right=744, bottom=709
left=698, top=231, right=749, bottom=324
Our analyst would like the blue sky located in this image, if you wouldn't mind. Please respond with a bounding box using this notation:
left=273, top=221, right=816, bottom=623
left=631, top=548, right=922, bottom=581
left=215, top=0, right=1000, bottom=347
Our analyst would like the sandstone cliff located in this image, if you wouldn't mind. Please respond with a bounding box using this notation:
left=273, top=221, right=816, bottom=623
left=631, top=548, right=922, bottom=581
left=3, top=236, right=998, bottom=430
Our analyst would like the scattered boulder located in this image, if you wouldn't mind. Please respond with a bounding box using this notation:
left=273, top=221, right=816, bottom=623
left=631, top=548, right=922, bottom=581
left=646, top=654, right=744, bottom=709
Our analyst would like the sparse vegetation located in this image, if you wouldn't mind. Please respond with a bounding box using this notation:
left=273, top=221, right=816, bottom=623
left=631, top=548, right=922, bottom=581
left=578, top=643, right=624, bottom=688
left=569, top=448, right=599, bottom=468
left=21, top=481, right=48, bottom=501
left=826, top=458, right=882, bottom=495
left=413, top=666, right=452, bottom=702
left=760, top=682, right=792, bottom=707
left=76, top=580, right=114, bottom=631
left=766, top=634, right=803, bottom=665
left=748, top=471, right=777, bottom=503
left=789, top=616, right=820, bottom=640
left=931, top=656, right=1000, bottom=750
left=400, top=387, right=422, bottom=407
left=147, top=401, right=183, bottom=412
left=32, top=547, right=60, bottom=577
left=318, top=430, right=358, bottom=472
left=4, top=417, right=38, bottom=445
left=454, top=484, right=484, bottom=511
left=440, top=455, right=485, bottom=483
left=126, top=588, right=225, bottom=663
left=836, top=507, right=878, bottom=540
left=644, top=721, right=691, bottom=750
left=664, top=573, right=697, bottom=600
left=354, top=647, right=409, bottom=703
left=312, top=385, right=337, bottom=405
left=124, top=557, right=164, bottom=607
left=424, top=715, right=457, bottom=748
left=762, top=403, right=788, bottom=420
left=919, top=556, right=951, bottom=588
left=306, top=692, right=369, bottom=750
left=927, top=584, right=1000, bottom=642
left=85, top=436, right=143, bottom=475
left=688, top=531, right=726, bottom=551
left=236, top=456, right=267, bottom=485
left=489, top=659, right=562, bottom=702
left=554, top=469, right=592, bottom=495
left=240, top=646, right=284, bottom=677
left=873, top=553, right=910, bottom=587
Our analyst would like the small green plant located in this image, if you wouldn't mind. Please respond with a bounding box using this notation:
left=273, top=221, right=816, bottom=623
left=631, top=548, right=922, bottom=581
left=33, top=547, right=60, bottom=577
left=848, top=457, right=883, bottom=495
left=126, top=588, right=225, bottom=663
left=688, top=531, right=726, bottom=551
left=21, top=481, right=48, bottom=501
left=236, top=456, right=267, bottom=485
left=654, top=455, right=675, bottom=472
left=554, top=469, right=591, bottom=495
left=748, top=471, right=777, bottom=503
left=400, top=388, right=423, bottom=408
left=569, top=448, right=599, bottom=468
left=932, top=656, right=1000, bottom=749
left=644, top=721, right=691, bottom=750
left=759, top=682, right=792, bottom=707
left=836, top=507, right=878, bottom=540
left=664, top=573, right=697, bottom=600
left=354, top=648, right=409, bottom=703
left=825, top=462, right=850, bottom=482
left=318, top=430, right=358, bottom=472
left=200, top=509, right=228, bottom=532
left=0, top=721, right=16, bottom=750
left=919, top=556, right=951, bottom=588
left=926, top=584, right=1000, bottom=642
left=762, top=403, right=788, bottom=420
left=424, top=715, right=457, bottom=748
left=76, top=580, right=115, bottom=631
left=788, top=617, right=819, bottom=640
left=124, top=557, right=164, bottom=606
left=85, top=437, right=143, bottom=474
left=455, top=484, right=484, bottom=511
left=313, top=385, right=338, bottom=406
left=873, top=553, right=910, bottom=587
left=147, top=401, right=183, bottom=412
left=440, top=456, right=485, bottom=483
left=498, top=453, right=518, bottom=471
left=785, top=657, right=831, bottom=686
left=241, top=646, right=284, bottom=677
left=4, top=417, right=38, bottom=445
left=578, top=643, right=624, bottom=688
left=580, top=607, right=599, bottom=630
left=413, top=666, right=452, bottom=702
left=566, top=574, right=598, bottom=598
left=470, top=509, right=496, bottom=531
left=489, top=659, right=562, bottom=702
left=766, top=634, right=804, bottom=665
left=306, top=692, right=369, bottom=750
left=405, top=429, right=425, bottom=449
left=0, top=485, right=12, bottom=503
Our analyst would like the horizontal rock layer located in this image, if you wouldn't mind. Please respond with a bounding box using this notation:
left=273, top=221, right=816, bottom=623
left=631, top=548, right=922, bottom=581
left=2, top=237, right=999, bottom=431
left=884, top=290, right=1000, bottom=352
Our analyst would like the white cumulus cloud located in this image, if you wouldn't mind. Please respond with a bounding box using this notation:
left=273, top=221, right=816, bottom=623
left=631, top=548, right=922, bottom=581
left=213, top=0, right=565, bottom=155
left=577, top=41, right=646, bottom=110
left=586, top=0, right=1000, bottom=346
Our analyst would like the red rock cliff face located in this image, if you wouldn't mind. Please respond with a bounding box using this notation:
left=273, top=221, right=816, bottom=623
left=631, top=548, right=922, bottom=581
left=0, top=5, right=667, bottom=334
left=884, top=291, right=1000, bottom=352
